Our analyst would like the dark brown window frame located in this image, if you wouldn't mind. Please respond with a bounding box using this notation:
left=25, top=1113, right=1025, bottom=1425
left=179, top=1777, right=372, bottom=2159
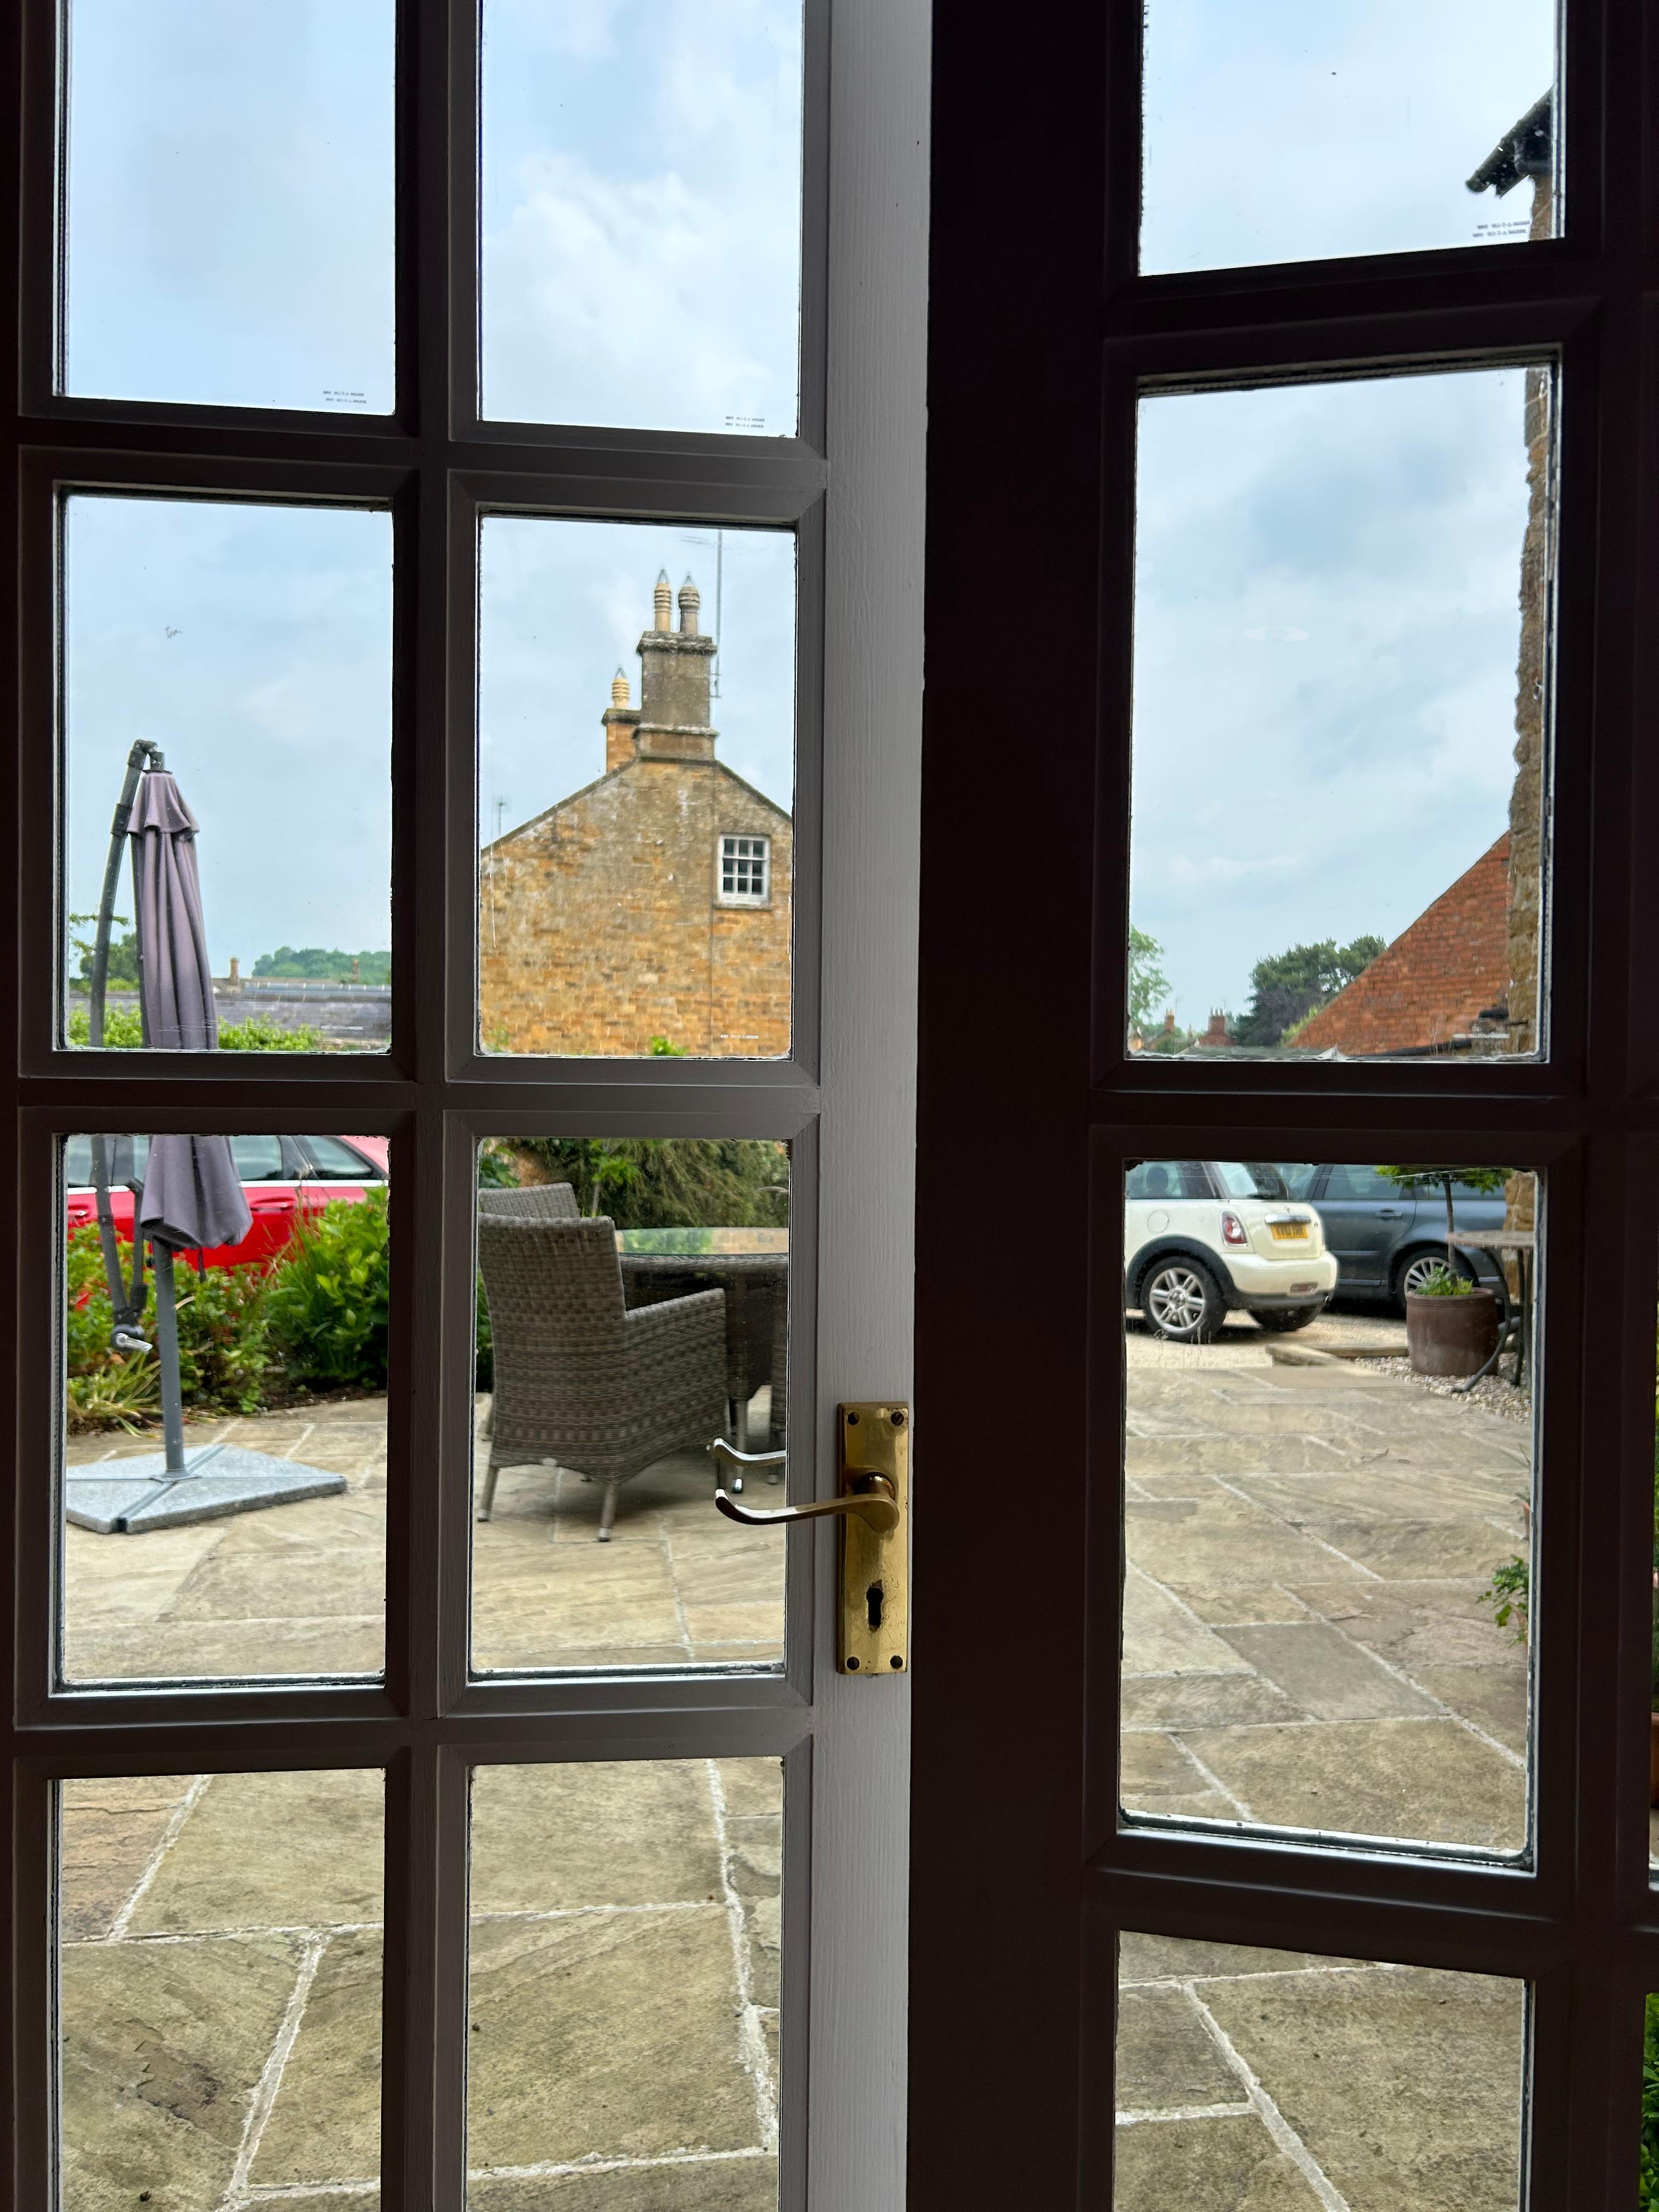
left=0, top=1, right=861, bottom=2205
left=912, top=0, right=1659, bottom=2203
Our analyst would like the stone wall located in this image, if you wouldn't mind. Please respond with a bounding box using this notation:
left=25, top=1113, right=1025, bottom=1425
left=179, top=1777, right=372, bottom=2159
left=478, top=758, right=792, bottom=1057
left=1504, top=171, right=1556, bottom=1060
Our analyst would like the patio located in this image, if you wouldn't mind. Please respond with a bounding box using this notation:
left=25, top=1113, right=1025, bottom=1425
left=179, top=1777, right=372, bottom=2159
left=59, top=1316, right=1548, bottom=2209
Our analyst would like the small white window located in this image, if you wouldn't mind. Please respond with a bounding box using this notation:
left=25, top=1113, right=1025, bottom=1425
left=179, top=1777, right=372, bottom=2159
left=719, top=833, right=770, bottom=905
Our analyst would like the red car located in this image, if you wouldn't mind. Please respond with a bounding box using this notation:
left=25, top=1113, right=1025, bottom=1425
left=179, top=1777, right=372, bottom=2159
left=65, top=1134, right=389, bottom=1268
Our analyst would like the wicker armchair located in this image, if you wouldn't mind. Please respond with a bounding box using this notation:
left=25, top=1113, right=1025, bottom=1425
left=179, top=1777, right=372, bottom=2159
left=478, top=1182, right=579, bottom=1221
left=476, top=1215, right=727, bottom=1539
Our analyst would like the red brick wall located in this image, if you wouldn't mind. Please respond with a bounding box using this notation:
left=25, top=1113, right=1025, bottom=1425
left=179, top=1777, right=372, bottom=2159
left=1294, top=836, right=1509, bottom=1057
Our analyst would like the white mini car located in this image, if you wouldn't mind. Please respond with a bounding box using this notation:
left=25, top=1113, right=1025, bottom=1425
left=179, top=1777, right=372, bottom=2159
left=1126, top=1160, right=1338, bottom=1342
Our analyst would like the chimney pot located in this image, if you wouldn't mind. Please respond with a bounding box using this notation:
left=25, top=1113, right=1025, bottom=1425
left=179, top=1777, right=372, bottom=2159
left=678, top=575, right=701, bottom=636
left=611, top=666, right=630, bottom=708
left=229, top=956, right=240, bottom=986
left=653, top=570, right=673, bottom=633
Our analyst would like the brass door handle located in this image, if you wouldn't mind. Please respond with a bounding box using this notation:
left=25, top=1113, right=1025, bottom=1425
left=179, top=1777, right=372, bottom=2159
left=709, top=1438, right=900, bottom=1536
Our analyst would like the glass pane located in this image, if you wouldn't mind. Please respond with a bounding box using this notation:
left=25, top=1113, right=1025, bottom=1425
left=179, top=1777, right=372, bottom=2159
left=468, top=1759, right=781, bottom=2203
left=1116, top=1934, right=1526, bottom=2208
left=472, top=1138, right=788, bottom=1674
left=478, top=518, right=795, bottom=1059
left=59, top=1768, right=384, bottom=2206
left=480, top=0, right=804, bottom=436
left=62, top=495, right=393, bottom=1053
left=62, top=0, right=396, bottom=413
left=61, top=1132, right=388, bottom=1682
left=1121, top=1161, right=1536, bottom=1854
left=1142, top=1, right=1558, bottom=274
left=1127, top=368, right=1553, bottom=1064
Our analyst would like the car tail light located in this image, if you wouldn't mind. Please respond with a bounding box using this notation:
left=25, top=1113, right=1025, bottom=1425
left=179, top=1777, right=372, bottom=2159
left=1221, top=1210, right=1248, bottom=1246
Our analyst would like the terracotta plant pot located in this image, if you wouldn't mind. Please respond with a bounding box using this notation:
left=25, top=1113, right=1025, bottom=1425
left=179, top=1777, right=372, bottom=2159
left=1404, top=1287, right=1500, bottom=1378
left=1651, top=1713, right=1659, bottom=1808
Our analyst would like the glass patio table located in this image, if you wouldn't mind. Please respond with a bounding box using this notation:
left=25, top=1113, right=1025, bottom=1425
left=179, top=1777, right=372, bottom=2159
left=615, top=1228, right=788, bottom=1451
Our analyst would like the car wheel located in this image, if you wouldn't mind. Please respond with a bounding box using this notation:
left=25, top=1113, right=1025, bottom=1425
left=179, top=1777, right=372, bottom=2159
left=1140, top=1257, right=1226, bottom=1344
left=1254, top=1306, right=1322, bottom=1332
left=1393, top=1247, right=1473, bottom=1309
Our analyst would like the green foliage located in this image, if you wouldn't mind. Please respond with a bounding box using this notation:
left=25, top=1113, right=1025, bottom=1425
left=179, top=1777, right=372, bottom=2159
left=66, top=912, right=139, bottom=989
left=65, top=1224, right=272, bottom=1426
left=65, top=1004, right=145, bottom=1049
left=1479, top=1555, right=1530, bottom=1641
left=1232, top=935, right=1386, bottom=1048
left=1127, top=926, right=1171, bottom=1036
left=1411, top=1263, right=1479, bottom=1297
left=1378, top=1165, right=1512, bottom=1199
left=513, top=1138, right=789, bottom=1231
left=65, top=1005, right=323, bottom=1051
left=214, top=1015, right=325, bottom=1052
left=649, top=1035, right=687, bottom=1056
left=172, top=1259, right=275, bottom=1412
left=253, top=946, right=391, bottom=985
left=476, top=1143, right=521, bottom=1189
left=1641, top=1994, right=1659, bottom=2208
left=266, top=1190, right=391, bottom=1390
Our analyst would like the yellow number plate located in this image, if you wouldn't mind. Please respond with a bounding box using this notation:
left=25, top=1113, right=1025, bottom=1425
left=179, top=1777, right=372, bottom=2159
left=1269, top=1223, right=1309, bottom=1241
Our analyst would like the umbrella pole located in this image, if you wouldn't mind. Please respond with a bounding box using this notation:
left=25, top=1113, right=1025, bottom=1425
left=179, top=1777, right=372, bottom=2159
left=88, top=741, right=162, bottom=1330
left=149, top=1246, right=189, bottom=1477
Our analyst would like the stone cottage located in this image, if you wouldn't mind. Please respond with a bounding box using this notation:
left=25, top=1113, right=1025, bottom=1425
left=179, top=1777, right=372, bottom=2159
left=478, top=574, right=792, bottom=1056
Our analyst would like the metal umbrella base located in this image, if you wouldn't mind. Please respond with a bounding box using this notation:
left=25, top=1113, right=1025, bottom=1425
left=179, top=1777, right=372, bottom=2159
left=65, top=1440, right=347, bottom=1534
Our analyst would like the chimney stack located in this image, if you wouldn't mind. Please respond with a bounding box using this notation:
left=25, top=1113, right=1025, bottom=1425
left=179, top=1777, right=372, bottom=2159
left=229, top=956, right=240, bottom=986
left=602, top=664, right=641, bottom=773
left=635, top=572, right=717, bottom=763
left=1204, top=1009, right=1232, bottom=1047
left=1162, top=1010, right=1175, bottom=1035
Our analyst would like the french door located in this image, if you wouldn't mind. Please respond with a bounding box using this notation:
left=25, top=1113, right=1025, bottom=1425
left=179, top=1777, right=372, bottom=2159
left=3, top=4, right=927, bottom=2209
left=913, top=0, right=1657, bottom=2207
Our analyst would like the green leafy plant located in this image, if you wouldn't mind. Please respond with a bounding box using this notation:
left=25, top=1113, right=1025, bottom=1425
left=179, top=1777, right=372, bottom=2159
left=1479, top=1556, right=1530, bottom=1641
left=1377, top=1165, right=1513, bottom=1254
left=648, top=1035, right=687, bottom=1056
left=1411, top=1263, right=1479, bottom=1298
left=215, top=1015, right=325, bottom=1052
left=1641, top=1993, right=1659, bottom=2208
left=266, top=1190, right=391, bottom=1391
left=514, top=1138, right=788, bottom=1231
left=65, top=1006, right=323, bottom=1051
left=476, top=1143, right=521, bottom=1189
left=65, top=1223, right=273, bottom=1427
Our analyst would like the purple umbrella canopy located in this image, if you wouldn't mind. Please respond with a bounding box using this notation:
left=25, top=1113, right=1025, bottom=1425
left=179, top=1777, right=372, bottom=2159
left=65, top=750, right=347, bottom=1531
left=129, top=767, right=251, bottom=1254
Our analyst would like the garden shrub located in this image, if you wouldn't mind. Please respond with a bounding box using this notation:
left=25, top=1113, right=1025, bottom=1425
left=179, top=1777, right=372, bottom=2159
left=266, top=1189, right=391, bottom=1390
left=1642, top=1992, right=1659, bottom=2208
left=65, top=1222, right=273, bottom=1426
left=65, top=1005, right=323, bottom=1051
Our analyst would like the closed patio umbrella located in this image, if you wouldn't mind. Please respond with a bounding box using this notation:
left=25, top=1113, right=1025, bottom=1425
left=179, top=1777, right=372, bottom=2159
left=66, top=742, right=344, bottom=1535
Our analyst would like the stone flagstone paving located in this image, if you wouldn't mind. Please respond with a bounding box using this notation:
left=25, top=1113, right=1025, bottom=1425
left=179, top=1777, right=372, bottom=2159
left=59, top=1758, right=782, bottom=2211
left=58, top=1322, right=1544, bottom=2208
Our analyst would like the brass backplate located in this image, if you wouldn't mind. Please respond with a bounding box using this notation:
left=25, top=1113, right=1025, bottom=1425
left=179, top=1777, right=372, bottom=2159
left=837, top=1402, right=909, bottom=1676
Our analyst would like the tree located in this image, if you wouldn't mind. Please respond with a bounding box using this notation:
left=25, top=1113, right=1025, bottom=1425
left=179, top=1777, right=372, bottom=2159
left=1232, top=935, right=1385, bottom=1048
left=66, top=912, right=139, bottom=990
left=253, top=946, right=392, bottom=985
left=1376, top=1165, right=1511, bottom=1249
left=1127, top=926, right=1171, bottom=1036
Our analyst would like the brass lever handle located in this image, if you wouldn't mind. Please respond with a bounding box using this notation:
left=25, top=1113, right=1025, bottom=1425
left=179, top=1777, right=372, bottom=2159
left=709, top=1438, right=900, bottom=1534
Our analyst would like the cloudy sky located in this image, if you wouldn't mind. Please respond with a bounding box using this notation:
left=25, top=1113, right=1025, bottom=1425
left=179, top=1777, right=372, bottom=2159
left=58, top=0, right=1558, bottom=1032
left=60, top=0, right=800, bottom=990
